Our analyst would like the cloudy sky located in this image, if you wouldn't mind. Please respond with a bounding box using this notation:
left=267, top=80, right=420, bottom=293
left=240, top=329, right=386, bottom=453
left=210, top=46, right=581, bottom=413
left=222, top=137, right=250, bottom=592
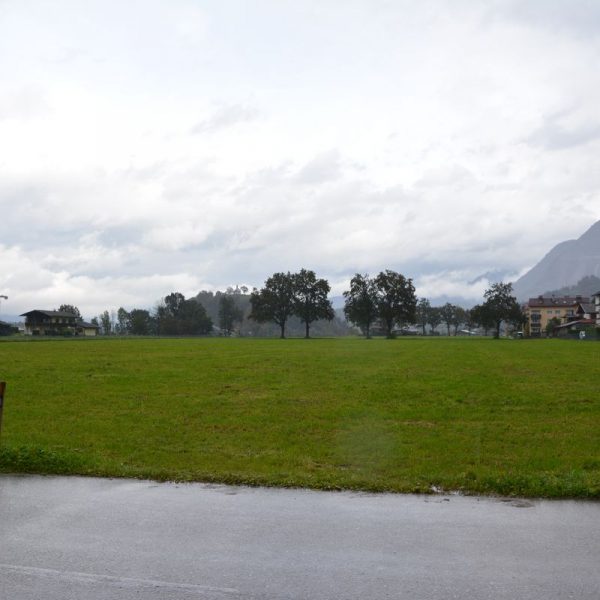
left=1, top=0, right=600, bottom=318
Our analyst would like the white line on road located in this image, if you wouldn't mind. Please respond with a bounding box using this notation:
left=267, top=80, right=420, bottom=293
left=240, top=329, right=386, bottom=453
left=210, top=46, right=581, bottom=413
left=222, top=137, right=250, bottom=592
left=0, top=563, right=242, bottom=597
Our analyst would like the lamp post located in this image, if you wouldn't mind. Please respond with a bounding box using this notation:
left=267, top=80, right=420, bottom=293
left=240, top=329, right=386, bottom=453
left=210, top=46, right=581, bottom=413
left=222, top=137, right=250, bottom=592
left=0, top=295, right=7, bottom=320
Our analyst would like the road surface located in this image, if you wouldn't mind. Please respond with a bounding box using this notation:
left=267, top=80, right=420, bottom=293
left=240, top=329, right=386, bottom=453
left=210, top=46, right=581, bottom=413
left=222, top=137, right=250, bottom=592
left=0, top=475, right=598, bottom=599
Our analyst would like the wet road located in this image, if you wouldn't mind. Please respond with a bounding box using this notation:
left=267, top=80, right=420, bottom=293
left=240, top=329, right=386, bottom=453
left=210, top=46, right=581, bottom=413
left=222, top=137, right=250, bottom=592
left=0, top=475, right=598, bottom=599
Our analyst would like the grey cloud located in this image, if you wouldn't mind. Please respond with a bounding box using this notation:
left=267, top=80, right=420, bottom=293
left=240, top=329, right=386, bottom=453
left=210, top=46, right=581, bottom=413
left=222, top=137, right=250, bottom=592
left=294, top=150, right=342, bottom=184
left=414, top=165, right=477, bottom=189
left=0, top=86, right=49, bottom=121
left=526, top=115, right=600, bottom=150
left=191, top=104, right=260, bottom=135
left=486, top=0, right=600, bottom=39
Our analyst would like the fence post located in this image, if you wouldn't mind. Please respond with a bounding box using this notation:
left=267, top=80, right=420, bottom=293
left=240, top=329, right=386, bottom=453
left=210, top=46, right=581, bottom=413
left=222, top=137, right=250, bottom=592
left=0, top=382, right=5, bottom=441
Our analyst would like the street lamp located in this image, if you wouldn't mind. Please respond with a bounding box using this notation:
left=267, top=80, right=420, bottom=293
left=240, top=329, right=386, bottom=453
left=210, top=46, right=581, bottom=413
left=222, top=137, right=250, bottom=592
left=0, top=295, right=7, bottom=320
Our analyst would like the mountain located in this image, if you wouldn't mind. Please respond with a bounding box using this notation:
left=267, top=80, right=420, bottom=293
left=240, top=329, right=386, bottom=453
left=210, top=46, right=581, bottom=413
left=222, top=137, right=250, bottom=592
left=544, top=275, right=600, bottom=298
left=512, top=220, right=600, bottom=301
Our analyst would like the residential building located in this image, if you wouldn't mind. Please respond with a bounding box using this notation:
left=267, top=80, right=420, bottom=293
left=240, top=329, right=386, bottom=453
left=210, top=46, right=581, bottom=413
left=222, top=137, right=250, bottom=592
left=593, top=291, right=600, bottom=325
left=524, top=295, right=590, bottom=337
left=20, top=310, right=99, bottom=336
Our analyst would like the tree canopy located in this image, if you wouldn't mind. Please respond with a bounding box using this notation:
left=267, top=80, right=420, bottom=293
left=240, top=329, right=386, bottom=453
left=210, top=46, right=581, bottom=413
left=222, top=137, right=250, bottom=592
left=218, top=294, right=244, bottom=335
left=374, top=270, right=417, bottom=337
left=292, top=269, right=334, bottom=338
left=156, top=292, right=213, bottom=335
left=249, top=272, right=296, bottom=338
left=481, top=282, right=524, bottom=338
left=343, top=274, right=379, bottom=338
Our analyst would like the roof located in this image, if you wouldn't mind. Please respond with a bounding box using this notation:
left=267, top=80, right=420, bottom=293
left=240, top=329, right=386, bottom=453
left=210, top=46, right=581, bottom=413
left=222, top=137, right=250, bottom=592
left=526, top=296, right=590, bottom=308
left=20, top=310, right=80, bottom=318
left=79, top=321, right=100, bottom=329
left=579, top=303, right=596, bottom=313
left=554, top=319, right=596, bottom=329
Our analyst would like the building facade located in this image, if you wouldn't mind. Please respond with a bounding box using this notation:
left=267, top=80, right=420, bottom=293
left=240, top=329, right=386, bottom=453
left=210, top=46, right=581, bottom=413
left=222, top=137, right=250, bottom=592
left=20, top=310, right=99, bottom=336
left=524, top=296, right=590, bottom=337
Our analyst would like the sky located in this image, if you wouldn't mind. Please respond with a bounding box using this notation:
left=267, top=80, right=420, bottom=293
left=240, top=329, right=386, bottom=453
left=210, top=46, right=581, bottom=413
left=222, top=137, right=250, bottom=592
left=1, top=0, right=600, bottom=319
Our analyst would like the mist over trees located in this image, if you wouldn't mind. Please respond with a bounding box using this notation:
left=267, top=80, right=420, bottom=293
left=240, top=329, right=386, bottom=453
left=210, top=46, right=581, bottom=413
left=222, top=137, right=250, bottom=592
left=250, top=269, right=334, bottom=338
left=85, top=270, right=525, bottom=340
left=343, top=270, right=417, bottom=338
left=343, top=274, right=379, bottom=338
left=249, top=272, right=296, bottom=338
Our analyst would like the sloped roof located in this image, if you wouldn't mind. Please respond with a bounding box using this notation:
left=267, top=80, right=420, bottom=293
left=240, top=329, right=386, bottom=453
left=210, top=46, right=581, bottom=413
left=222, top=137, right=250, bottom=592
left=20, top=310, right=79, bottom=318
left=527, top=296, right=590, bottom=308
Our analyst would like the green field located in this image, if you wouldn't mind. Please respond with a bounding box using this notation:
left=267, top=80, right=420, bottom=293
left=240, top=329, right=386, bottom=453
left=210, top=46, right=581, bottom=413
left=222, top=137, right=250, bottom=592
left=0, top=337, right=598, bottom=497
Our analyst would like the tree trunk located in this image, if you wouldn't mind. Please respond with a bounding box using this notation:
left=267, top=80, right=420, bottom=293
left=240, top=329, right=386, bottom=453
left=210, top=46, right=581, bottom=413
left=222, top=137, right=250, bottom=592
left=280, top=322, right=286, bottom=339
left=386, top=319, right=394, bottom=338
left=305, top=321, right=310, bottom=338
left=495, top=321, right=501, bottom=339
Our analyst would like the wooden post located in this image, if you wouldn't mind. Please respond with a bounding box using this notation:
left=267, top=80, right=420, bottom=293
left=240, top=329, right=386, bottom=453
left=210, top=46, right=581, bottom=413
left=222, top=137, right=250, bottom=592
left=0, top=382, right=5, bottom=440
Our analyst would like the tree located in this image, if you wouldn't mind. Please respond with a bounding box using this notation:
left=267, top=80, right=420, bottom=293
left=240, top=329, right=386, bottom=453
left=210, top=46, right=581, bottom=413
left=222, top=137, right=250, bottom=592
left=58, top=304, right=81, bottom=319
left=416, top=298, right=431, bottom=336
left=100, top=310, right=111, bottom=335
left=129, top=309, right=154, bottom=335
left=373, top=270, right=417, bottom=338
left=178, top=298, right=213, bottom=334
left=546, top=317, right=561, bottom=337
left=481, top=282, right=523, bottom=339
left=470, top=304, right=493, bottom=336
left=116, top=307, right=130, bottom=334
left=218, top=295, right=244, bottom=335
left=451, top=306, right=467, bottom=336
left=439, top=303, right=455, bottom=336
left=343, top=274, right=379, bottom=338
left=292, top=269, right=334, bottom=338
left=249, top=272, right=296, bottom=338
left=427, top=306, right=442, bottom=335
left=157, top=292, right=212, bottom=335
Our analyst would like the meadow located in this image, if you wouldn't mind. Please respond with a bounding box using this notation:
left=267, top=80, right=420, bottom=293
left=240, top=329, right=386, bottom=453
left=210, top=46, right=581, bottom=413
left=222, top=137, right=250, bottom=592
left=0, top=336, right=598, bottom=498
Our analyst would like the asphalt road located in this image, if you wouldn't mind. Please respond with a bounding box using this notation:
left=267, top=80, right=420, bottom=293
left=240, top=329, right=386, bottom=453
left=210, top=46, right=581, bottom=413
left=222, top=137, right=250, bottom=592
left=0, top=475, right=598, bottom=599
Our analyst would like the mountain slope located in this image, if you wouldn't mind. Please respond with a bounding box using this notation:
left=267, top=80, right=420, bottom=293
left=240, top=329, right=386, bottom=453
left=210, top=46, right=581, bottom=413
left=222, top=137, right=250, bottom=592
left=513, top=220, right=600, bottom=301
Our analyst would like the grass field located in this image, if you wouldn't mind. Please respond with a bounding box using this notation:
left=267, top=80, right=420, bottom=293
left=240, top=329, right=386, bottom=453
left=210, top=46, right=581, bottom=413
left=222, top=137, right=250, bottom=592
left=0, top=336, right=599, bottom=498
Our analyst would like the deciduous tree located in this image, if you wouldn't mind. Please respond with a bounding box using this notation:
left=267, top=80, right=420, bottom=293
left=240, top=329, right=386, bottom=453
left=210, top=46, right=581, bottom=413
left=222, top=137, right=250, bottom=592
left=100, top=310, right=111, bottom=335
left=58, top=304, right=81, bottom=319
left=218, top=295, right=244, bottom=335
left=481, top=282, right=523, bottom=338
left=416, top=298, right=431, bottom=336
left=427, top=306, right=442, bottom=335
left=292, top=268, right=334, bottom=338
left=249, top=272, right=296, bottom=338
left=374, top=270, right=417, bottom=338
left=439, top=303, right=455, bottom=336
left=343, top=274, right=379, bottom=338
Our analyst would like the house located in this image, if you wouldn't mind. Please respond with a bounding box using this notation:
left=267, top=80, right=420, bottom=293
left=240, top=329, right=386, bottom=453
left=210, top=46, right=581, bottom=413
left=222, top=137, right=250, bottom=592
left=20, top=310, right=99, bottom=337
left=523, top=295, right=590, bottom=337
left=592, top=291, right=600, bottom=325
left=0, top=320, right=16, bottom=336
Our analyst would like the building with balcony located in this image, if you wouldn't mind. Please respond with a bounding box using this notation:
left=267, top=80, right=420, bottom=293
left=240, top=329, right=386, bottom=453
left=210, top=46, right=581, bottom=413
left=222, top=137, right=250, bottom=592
left=20, top=310, right=99, bottom=336
left=524, top=295, right=590, bottom=337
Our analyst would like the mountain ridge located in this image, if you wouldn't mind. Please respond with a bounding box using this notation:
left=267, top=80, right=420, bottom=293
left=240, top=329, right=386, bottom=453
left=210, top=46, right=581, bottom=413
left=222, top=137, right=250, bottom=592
left=512, top=220, right=600, bottom=301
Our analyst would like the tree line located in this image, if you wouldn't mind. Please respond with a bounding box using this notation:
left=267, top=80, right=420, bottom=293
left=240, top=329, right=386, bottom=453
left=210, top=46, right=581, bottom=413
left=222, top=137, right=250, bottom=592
left=343, top=277, right=523, bottom=339
left=73, top=272, right=524, bottom=339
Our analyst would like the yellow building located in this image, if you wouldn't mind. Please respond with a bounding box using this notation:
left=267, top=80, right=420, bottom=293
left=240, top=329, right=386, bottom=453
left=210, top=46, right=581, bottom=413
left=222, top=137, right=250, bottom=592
left=524, top=296, right=589, bottom=337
